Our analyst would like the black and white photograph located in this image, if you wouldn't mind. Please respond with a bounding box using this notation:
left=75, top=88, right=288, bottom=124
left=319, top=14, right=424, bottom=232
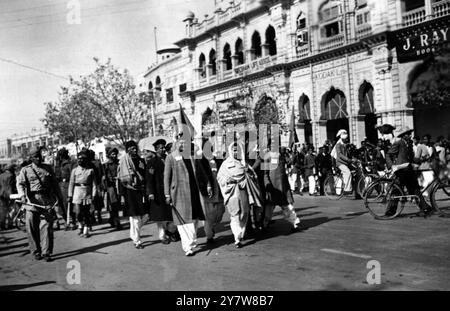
left=0, top=0, right=450, bottom=296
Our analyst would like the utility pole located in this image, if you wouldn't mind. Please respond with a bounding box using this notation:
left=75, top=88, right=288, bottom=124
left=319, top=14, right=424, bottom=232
left=154, top=26, right=158, bottom=64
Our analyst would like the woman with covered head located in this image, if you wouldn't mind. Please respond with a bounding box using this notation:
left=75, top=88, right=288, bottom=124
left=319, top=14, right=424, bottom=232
left=217, top=141, right=262, bottom=248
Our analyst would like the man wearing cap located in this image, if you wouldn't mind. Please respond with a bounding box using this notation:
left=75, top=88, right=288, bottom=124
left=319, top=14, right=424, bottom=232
left=102, top=147, right=122, bottom=230
left=146, top=138, right=178, bottom=244
left=16, top=146, right=64, bottom=261
left=380, top=125, right=432, bottom=216
left=0, top=164, right=17, bottom=230
left=118, top=140, right=149, bottom=249
left=68, top=151, right=98, bottom=238
left=164, top=138, right=210, bottom=256
left=331, top=129, right=355, bottom=194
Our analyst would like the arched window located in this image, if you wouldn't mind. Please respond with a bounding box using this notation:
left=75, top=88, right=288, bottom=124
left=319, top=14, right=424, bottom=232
left=155, top=76, right=161, bottom=90
left=148, top=81, right=153, bottom=90
left=265, top=25, right=277, bottom=56
left=223, top=43, right=232, bottom=70
left=296, top=12, right=307, bottom=30
left=199, top=53, right=206, bottom=78
left=319, top=1, right=343, bottom=38
left=251, top=31, right=262, bottom=59
left=235, top=38, right=244, bottom=65
left=209, top=49, right=217, bottom=75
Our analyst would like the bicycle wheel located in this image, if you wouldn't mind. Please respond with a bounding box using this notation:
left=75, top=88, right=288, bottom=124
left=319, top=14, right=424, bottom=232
left=356, top=174, right=379, bottom=198
left=14, top=210, right=27, bottom=232
left=324, top=174, right=344, bottom=200
left=365, top=180, right=405, bottom=220
left=431, top=181, right=450, bottom=216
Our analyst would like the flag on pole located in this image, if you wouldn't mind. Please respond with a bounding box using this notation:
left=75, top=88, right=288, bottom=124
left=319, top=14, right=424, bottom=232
left=178, top=103, right=196, bottom=140
left=288, top=106, right=299, bottom=148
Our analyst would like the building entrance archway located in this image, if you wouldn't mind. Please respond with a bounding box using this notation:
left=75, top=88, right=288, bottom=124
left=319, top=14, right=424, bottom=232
left=408, top=53, right=450, bottom=138
left=320, top=87, right=349, bottom=143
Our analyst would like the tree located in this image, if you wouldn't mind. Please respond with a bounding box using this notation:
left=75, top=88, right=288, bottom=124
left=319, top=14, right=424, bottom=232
left=42, top=58, right=151, bottom=147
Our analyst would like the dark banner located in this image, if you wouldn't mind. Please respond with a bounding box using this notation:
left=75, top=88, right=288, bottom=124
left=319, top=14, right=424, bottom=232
left=394, top=21, right=449, bottom=63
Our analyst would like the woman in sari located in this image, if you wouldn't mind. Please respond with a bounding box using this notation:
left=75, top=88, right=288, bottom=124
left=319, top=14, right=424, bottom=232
left=217, top=142, right=262, bottom=248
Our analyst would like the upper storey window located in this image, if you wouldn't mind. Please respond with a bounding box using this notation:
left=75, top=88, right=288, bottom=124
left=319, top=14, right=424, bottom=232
left=265, top=25, right=277, bottom=56
left=251, top=31, right=262, bottom=59
left=319, top=0, right=343, bottom=38
left=209, top=49, right=217, bottom=75
left=199, top=53, right=206, bottom=78
left=296, top=12, right=308, bottom=46
left=402, top=0, right=425, bottom=11
left=235, top=38, right=245, bottom=65
left=223, top=43, right=232, bottom=70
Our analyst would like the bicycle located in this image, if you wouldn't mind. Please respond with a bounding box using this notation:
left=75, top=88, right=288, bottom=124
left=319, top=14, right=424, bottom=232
left=364, top=166, right=450, bottom=220
left=9, top=201, right=26, bottom=232
left=324, top=160, right=375, bottom=200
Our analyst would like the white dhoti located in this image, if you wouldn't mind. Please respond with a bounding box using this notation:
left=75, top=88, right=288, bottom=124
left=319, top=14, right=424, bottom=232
left=203, top=201, right=225, bottom=240
left=129, top=216, right=143, bottom=246
left=177, top=220, right=198, bottom=254
left=157, top=221, right=177, bottom=240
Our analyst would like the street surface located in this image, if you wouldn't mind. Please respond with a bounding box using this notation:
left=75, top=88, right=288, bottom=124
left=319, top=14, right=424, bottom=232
left=1, top=195, right=449, bottom=291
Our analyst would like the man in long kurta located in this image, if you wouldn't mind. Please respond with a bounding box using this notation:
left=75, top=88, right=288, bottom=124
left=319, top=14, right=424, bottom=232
left=118, top=140, right=149, bottom=249
left=164, top=138, right=209, bottom=256
left=217, top=142, right=263, bottom=248
left=263, top=146, right=301, bottom=233
left=196, top=140, right=225, bottom=244
left=68, top=151, right=97, bottom=238
left=146, top=139, right=178, bottom=244
left=102, top=148, right=122, bottom=230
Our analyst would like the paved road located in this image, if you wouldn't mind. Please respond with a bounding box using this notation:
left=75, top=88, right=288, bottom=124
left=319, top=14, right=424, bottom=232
left=1, top=195, right=449, bottom=291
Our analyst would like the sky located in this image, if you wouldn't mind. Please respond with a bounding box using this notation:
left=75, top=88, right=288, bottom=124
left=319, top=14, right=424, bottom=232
left=0, top=0, right=215, bottom=140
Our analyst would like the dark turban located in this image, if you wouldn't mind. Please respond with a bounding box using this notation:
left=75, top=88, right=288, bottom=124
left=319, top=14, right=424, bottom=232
left=153, top=139, right=167, bottom=148
left=107, top=147, right=119, bottom=156
left=377, top=124, right=396, bottom=135
left=28, top=146, right=42, bottom=158
left=125, top=140, right=138, bottom=150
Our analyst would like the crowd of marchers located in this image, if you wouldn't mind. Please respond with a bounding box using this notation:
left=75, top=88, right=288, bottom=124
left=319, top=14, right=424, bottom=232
left=0, top=124, right=449, bottom=260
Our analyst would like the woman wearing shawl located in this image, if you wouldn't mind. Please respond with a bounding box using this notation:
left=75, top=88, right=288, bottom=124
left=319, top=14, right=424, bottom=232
left=217, top=142, right=263, bottom=248
left=118, top=140, right=148, bottom=249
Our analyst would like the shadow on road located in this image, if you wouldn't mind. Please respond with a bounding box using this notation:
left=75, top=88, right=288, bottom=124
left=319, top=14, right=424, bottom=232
left=0, top=243, right=28, bottom=252
left=0, top=249, right=30, bottom=258
left=0, top=281, right=56, bottom=291
left=51, top=237, right=132, bottom=260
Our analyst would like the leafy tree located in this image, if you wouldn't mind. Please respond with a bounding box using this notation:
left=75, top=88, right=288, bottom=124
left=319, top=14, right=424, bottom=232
left=43, top=58, right=151, bottom=146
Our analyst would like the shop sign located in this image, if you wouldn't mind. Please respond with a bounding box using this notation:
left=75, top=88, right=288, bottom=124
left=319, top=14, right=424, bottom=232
left=313, top=67, right=347, bottom=80
left=395, top=25, right=449, bottom=63
left=233, top=56, right=274, bottom=76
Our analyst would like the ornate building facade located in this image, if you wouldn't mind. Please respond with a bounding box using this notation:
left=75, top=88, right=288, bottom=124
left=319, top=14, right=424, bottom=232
left=142, top=0, right=450, bottom=149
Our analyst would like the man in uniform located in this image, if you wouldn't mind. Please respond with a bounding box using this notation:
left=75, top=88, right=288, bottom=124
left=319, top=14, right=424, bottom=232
left=17, top=146, right=64, bottom=261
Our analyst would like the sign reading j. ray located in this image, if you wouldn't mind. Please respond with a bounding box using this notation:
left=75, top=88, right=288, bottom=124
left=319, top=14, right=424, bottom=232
left=395, top=24, right=449, bottom=63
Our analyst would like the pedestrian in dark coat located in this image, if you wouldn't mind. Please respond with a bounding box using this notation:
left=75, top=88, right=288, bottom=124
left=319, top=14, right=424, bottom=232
left=164, top=139, right=210, bottom=256
left=103, top=147, right=122, bottom=230
left=0, top=165, right=17, bottom=230
left=87, top=149, right=104, bottom=224
left=263, top=147, right=301, bottom=231
left=303, top=147, right=316, bottom=195
left=146, top=139, right=177, bottom=244
left=118, top=140, right=149, bottom=249
left=316, top=146, right=332, bottom=196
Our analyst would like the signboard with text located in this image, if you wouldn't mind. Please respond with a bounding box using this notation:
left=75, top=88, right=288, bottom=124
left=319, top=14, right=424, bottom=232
left=394, top=22, right=449, bottom=63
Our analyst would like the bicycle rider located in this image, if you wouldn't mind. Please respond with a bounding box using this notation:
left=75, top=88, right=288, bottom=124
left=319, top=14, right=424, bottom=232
left=377, top=124, right=433, bottom=217
left=331, top=129, right=357, bottom=195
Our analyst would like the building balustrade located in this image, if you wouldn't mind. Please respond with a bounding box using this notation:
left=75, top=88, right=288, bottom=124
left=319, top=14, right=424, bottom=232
left=402, top=6, right=427, bottom=26
left=355, top=24, right=372, bottom=40
left=318, top=34, right=345, bottom=52
left=433, top=0, right=450, bottom=18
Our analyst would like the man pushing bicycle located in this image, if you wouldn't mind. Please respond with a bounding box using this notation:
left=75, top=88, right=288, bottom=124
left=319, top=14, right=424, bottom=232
left=378, top=124, right=433, bottom=217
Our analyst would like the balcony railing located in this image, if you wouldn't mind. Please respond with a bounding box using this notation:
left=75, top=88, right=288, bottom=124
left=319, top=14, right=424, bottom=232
left=433, top=0, right=450, bottom=17
left=402, top=7, right=427, bottom=26
left=296, top=45, right=310, bottom=58
left=318, top=34, right=345, bottom=52
left=355, top=24, right=372, bottom=40
left=222, top=70, right=233, bottom=80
